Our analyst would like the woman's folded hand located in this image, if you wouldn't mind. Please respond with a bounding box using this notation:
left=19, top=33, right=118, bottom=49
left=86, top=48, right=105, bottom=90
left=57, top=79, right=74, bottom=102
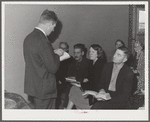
left=71, top=83, right=81, bottom=87
left=82, top=90, right=97, bottom=97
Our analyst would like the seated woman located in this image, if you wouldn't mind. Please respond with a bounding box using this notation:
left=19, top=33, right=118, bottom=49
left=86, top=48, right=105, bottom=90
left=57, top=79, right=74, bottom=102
left=66, top=44, right=107, bottom=109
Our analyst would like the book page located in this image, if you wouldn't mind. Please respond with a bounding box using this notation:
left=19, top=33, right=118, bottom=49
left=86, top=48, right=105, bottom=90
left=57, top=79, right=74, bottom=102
left=96, top=93, right=111, bottom=100
left=65, top=77, right=80, bottom=84
left=60, top=52, right=70, bottom=61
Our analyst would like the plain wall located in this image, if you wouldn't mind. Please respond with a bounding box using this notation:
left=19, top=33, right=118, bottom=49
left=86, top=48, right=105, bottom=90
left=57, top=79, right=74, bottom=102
left=4, top=4, right=129, bottom=101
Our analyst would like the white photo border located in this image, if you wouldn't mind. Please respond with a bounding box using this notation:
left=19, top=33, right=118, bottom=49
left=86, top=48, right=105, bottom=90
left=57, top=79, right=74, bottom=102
left=2, top=1, right=149, bottom=121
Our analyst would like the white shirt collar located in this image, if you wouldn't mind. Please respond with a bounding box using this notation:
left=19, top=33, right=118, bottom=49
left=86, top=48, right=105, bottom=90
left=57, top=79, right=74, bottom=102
left=35, top=27, right=46, bottom=36
left=113, top=63, right=124, bottom=71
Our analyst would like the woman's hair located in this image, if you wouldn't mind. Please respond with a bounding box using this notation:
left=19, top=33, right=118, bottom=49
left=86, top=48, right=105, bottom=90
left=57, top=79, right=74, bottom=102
left=115, top=39, right=125, bottom=47
left=90, top=44, right=104, bottom=58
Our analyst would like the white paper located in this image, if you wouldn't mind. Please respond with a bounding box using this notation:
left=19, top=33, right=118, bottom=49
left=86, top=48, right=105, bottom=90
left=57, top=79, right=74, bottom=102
left=83, top=91, right=111, bottom=100
left=65, top=77, right=80, bottom=84
left=99, top=93, right=111, bottom=100
left=60, top=52, right=70, bottom=61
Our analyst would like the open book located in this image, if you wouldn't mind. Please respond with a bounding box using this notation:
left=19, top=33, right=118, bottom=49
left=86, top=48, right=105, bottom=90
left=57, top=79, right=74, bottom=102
left=60, top=52, right=70, bottom=61
left=82, top=90, right=111, bottom=100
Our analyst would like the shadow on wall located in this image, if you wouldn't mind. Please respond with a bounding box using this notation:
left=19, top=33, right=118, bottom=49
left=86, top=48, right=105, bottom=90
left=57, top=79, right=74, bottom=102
left=47, top=20, right=63, bottom=43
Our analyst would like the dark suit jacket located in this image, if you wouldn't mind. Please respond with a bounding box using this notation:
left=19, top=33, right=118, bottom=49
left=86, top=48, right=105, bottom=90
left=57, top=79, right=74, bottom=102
left=56, top=56, right=74, bottom=84
left=99, top=62, right=134, bottom=104
left=23, top=28, right=60, bottom=99
left=67, top=57, right=90, bottom=83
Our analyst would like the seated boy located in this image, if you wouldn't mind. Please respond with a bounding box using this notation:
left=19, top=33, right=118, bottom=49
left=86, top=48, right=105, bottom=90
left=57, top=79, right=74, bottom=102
left=83, top=46, right=134, bottom=109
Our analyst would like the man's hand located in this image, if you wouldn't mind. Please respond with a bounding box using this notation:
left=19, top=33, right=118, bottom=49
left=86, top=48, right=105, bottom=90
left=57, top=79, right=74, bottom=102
left=133, top=69, right=138, bottom=73
left=83, top=78, right=89, bottom=83
left=71, top=83, right=81, bottom=87
left=54, top=49, right=64, bottom=56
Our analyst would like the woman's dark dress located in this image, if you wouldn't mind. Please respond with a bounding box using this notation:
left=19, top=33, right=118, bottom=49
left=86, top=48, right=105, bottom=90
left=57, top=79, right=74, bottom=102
left=69, top=57, right=106, bottom=109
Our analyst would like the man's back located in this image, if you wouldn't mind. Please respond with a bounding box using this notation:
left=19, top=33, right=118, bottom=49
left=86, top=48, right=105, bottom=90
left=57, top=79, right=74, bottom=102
left=23, top=29, right=60, bottom=99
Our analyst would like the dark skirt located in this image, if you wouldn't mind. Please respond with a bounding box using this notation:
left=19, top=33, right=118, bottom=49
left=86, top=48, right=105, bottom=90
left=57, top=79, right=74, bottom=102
left=69, top=86, right=92, bottom=109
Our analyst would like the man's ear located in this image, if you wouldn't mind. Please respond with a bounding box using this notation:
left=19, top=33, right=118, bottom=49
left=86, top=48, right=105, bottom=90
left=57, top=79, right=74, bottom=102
left=123, top=57, right=127, bottom=63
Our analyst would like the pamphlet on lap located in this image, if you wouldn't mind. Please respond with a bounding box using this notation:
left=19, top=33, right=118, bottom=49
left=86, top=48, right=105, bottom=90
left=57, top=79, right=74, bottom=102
left=82, top=90, right=111, bottom=100
left=65, top=77, right=80, bottom=84
left=96, top=93, right=111, bottom=100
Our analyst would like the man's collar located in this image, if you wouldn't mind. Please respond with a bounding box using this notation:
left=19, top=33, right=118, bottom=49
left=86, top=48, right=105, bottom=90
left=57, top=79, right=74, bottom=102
left=76, top=57, right=83, bottom=63
left=113, top=63, right=124, bottom=70
left=35, top=27, right=46, bottom=37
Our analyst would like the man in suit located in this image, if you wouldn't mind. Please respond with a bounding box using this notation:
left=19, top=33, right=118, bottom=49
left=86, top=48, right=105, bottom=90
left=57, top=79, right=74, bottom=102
left=63, top=43, right=90, bottom=108
left=23, top=9, right=64, bottom=109
left=67, top=43, right=90, bottom=83
left=55, top=42, right=73, bottom=108
left=56, top=42, right=73, bottom=86
left=91, top=46, right=134, bottom=109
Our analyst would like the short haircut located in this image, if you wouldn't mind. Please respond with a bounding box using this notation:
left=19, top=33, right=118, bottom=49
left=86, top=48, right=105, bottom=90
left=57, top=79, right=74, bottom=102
left=59, top=42, right=69, bottom=49
left=59, top=42, right=69, bottom=52
left=117, top=46, right=130, bottom=59
left=74, top=43, right=86, bottom=52
left=115, top=39, right=125, bottom=47
left=90, top=44, right=104, bottom=58
left=39, top=9, right=58, bottom=24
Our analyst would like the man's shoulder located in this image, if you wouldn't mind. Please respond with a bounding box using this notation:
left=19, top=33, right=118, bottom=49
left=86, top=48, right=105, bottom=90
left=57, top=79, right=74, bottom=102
left=82, top=57, right=91, bottom=63
left=25, top=29, right=39, bottom=41
left=25, top=29, right=50, bottom=47
left=62, top=55, right=74, bottom=64
left=123, top=64, right=134, bottom=75
left=25, top=28, right=44, bottom=38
